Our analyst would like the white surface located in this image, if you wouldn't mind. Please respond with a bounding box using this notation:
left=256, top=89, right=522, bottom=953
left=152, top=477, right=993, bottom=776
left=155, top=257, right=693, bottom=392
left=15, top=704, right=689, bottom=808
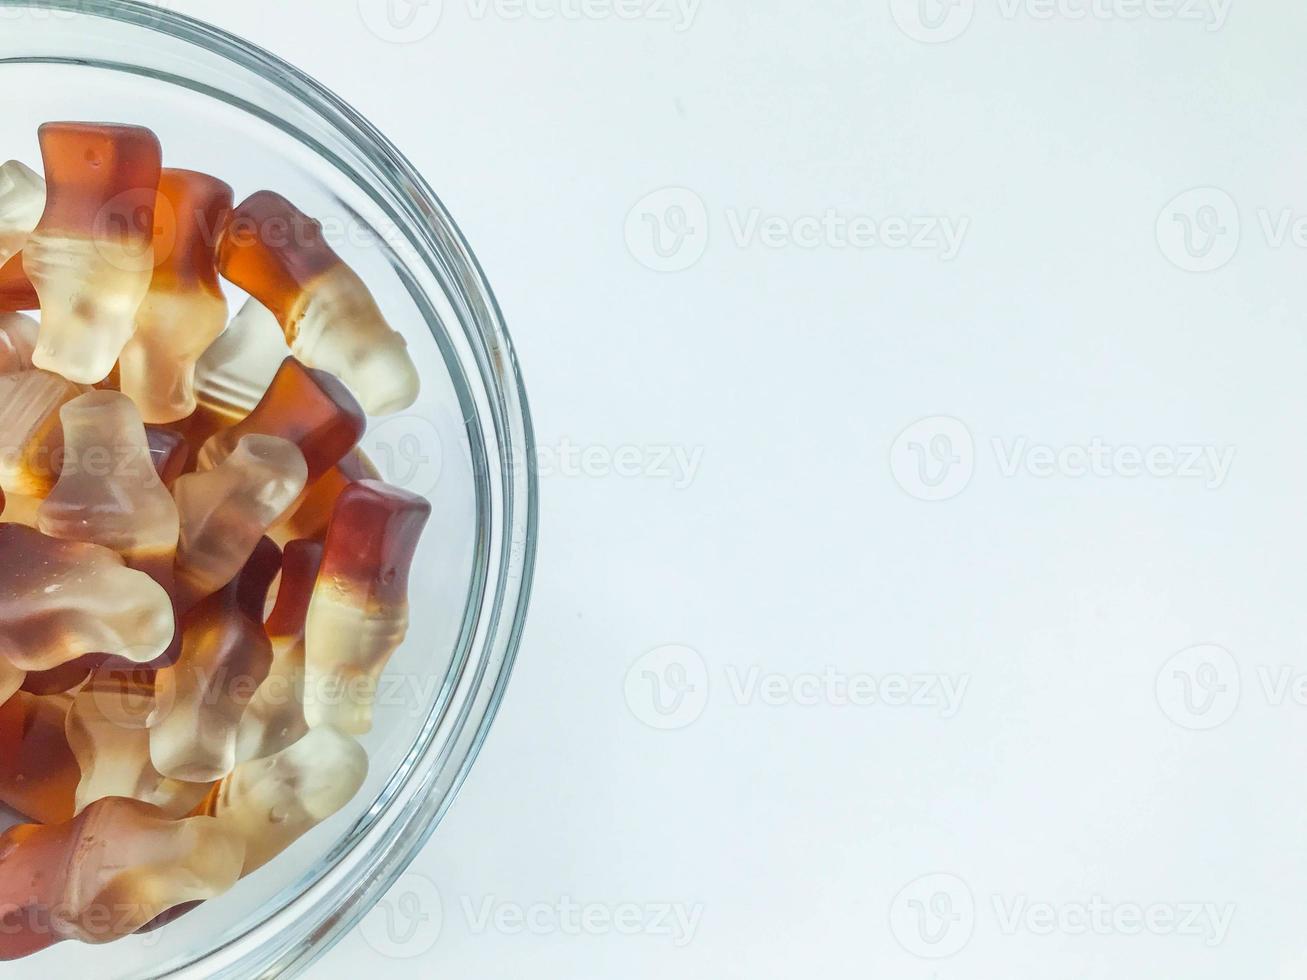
left=163, top=1, right=1307, bottom=976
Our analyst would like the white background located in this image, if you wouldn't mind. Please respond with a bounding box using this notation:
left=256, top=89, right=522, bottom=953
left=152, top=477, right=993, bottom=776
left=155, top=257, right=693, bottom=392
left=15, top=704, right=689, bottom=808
left=163, top=1, right=1307, bottom=977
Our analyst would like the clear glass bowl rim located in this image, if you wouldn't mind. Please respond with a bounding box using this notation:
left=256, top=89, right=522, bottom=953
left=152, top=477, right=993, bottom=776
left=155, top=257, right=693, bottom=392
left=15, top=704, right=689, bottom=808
left=0, top=1, right=539, bottom=977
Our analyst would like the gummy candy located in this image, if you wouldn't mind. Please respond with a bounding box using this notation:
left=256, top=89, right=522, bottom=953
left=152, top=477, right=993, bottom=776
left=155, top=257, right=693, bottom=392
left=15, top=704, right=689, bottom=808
left=237, top=539, right=320, bottom=763
left=146, top=424, right=189, bottom=485
left=66, top=686, right=211, bottom=818
left=0, top=312, right=38, bottom=374
left=0, top=159, right=45, bottom=268
left=217, top=191, right=419, bottom=414
left=272, top=448, right=378, bottom=545
left=199, top=726, right=366, bottom=873
left=0, top=253, right=36, bottom=312
left=151, top=538, right=281, bottom=781
left=0, top=691, right=78, bottom=825
left=0, top=797, right=243, bottom=959
left=197, top=356, right=365, bottom=484
left=0, top=119, right=439, bottom=958
left=172, top=435, right=305, bottom=609
left=0, top=368, right=83, bottom=497
left=303, top=480, right=430, bottom=734
left=0, top=524, right=174, bottom=671
left=25, top=123, right=162, bottom=384
left=36, top=390, right=180, bottom=587
left=192, top=297, right=290, bottom=423
left=119, top=169, right=232, bottom=423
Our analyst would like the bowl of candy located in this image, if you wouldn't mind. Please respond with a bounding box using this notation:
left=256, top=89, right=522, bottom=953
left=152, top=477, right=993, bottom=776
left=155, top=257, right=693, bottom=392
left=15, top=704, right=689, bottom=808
left=0, top=1, right=537, bottom=977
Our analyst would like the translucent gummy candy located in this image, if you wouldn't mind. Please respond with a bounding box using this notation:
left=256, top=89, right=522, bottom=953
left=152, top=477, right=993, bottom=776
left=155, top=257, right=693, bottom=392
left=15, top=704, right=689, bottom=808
left=197, top=356, right=366, bottom=484
left=304, top=480, right=430, bottom=734
left=0, top=312, right=38, bottom=374
left=0, top=368, right=83, bottom=497
left=200, top=726, right=367, bottom=873
left=169, top=298, right=289, bottom=456
left=0, top=159, right=45, bottom=269
left=0, top=691, right=78, bottom=825
left=172, top=434, right=306, bottom=610
left=25, top=123, right=162, bottom=384
left=66, top=686, right=211, bottom=818
left=151, top=538, right=281, bottom=782
left=237, top=539, right=321, bottom=763
left=37, top=391, right=180, bottom=586
left=119, top=169, right=233, bottom=423
left=194, top=298, right=291, bottom=421
left=0, top=524, right=175, bottom=670
left=217, top=191, right=419, bottom=414
left=0, top=797, right=244, bottom=959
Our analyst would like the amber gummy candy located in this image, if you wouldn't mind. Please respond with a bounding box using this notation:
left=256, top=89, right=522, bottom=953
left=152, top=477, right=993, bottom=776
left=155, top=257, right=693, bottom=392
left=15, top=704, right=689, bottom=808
left=0, top=690, right=79, bottom=825
left=67, top=684, right=211, bottom=818
left=238, top=539, right=322, bottom=762
left=0, top=797, right=243, bottom=959
left=217, top=190, right=419, bottom=415
left=197, top=356, right=365, bottom=484
left=304, top=480, right=431, bottom=734
left=0, top=368, right=82, bottom=497
left=0, top=524, right=175, bottom=670
left=119, top=168, right=233, bottom=423
left=0, top=253, right=36, bottom=312
left=24, top=122, right=162, bottom=384
left=273, top=448, right=379, bottom=544
left=151, top=537, right=282, bottom=782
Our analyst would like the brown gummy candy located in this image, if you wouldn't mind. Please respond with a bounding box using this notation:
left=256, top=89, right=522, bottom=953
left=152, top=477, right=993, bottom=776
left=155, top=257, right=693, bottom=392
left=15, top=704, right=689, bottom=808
left=0, top=691, right=79, bottom=824
left=0, top=797, right=243, bottom=959
left=238, top=539, right=322, bottom=763
left=0, top=524, right=175, bottom=671
left=303, top=480, right=431, bottom=734
left=196, top=356, right=366, bottom=484
left=272, top=448, right=378, bottom=545
left=217, top=190, right=419, bottom=415
left=0, top=253, right=37, bottom=312
left=25, top=123, right=162, bottom=384
left=119, top=169, right=233, bottom=423
left=19, top=658, right=99, bottom=696
left=145, top=424, right=189, bottom=485
left=151, top=537, right=282, bottom=782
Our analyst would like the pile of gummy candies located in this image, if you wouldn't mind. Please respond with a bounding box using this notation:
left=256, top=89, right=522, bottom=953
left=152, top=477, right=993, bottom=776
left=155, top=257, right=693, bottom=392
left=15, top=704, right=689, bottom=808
left=0, top=122, right=431, bottom=960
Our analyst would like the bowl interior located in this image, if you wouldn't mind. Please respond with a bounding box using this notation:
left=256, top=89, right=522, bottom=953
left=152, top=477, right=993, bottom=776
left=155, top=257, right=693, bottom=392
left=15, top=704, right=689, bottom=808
left=0, top=11, right=491, bottom=978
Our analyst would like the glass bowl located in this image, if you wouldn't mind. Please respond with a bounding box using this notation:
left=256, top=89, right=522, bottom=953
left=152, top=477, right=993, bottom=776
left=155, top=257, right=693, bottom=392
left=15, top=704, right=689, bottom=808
left=0, top=1, right=537, bottom=976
